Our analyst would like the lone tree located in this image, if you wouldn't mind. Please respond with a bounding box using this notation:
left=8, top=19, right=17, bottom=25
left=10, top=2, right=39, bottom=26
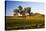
left=24, top=7, right=31, bottom=15
left=14, top=6, right=23, bottom=16
left=27, top=7, right=31, bottom=14
left=14, top=9, right=19, bottom=16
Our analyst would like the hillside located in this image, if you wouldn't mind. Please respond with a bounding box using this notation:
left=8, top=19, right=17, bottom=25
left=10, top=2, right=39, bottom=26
left=6, top=14, right=45, bottom=30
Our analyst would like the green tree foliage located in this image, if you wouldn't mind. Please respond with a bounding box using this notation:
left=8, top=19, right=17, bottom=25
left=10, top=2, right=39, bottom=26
left=14, top=6, right=31, bottom=16
left=14, top=9, right=19, bottom=16
left=18, top=6, right=22, bottom=10
left=24, top=7, right=31, bottom=15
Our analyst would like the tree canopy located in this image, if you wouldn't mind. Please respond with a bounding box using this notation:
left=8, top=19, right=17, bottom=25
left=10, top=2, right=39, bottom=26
left=14, top=6, right=31, bottom=16
left=18, top=6, right=23, bottom=10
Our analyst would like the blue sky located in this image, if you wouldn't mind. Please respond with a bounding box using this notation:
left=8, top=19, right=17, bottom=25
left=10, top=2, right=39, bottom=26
left=6, top=1, right=44, bottom=16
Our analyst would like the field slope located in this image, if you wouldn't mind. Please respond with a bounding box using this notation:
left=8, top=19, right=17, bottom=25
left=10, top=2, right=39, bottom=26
left=6, top=14, right=45, bottom=30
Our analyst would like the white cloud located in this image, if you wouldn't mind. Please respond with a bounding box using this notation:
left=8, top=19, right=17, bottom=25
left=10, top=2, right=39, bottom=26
left=31, top=9, right=45, bottom=15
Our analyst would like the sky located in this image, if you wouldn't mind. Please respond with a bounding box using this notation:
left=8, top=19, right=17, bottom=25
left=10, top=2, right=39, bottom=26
left=6, top=1, right=45, bottom=16
left=5, top=0, right=45, bottom=2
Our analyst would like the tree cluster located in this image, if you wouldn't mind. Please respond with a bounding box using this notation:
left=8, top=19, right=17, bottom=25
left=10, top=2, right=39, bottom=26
left=14, top=6, right=31, bottom=16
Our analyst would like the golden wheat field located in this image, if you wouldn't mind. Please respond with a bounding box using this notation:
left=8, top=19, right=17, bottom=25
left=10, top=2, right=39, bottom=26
left=6, top=15, right=45, bottom=30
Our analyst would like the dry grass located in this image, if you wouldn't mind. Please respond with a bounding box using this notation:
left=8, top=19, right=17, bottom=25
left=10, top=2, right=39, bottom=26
left=6, top=15, right=45, bottom=30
